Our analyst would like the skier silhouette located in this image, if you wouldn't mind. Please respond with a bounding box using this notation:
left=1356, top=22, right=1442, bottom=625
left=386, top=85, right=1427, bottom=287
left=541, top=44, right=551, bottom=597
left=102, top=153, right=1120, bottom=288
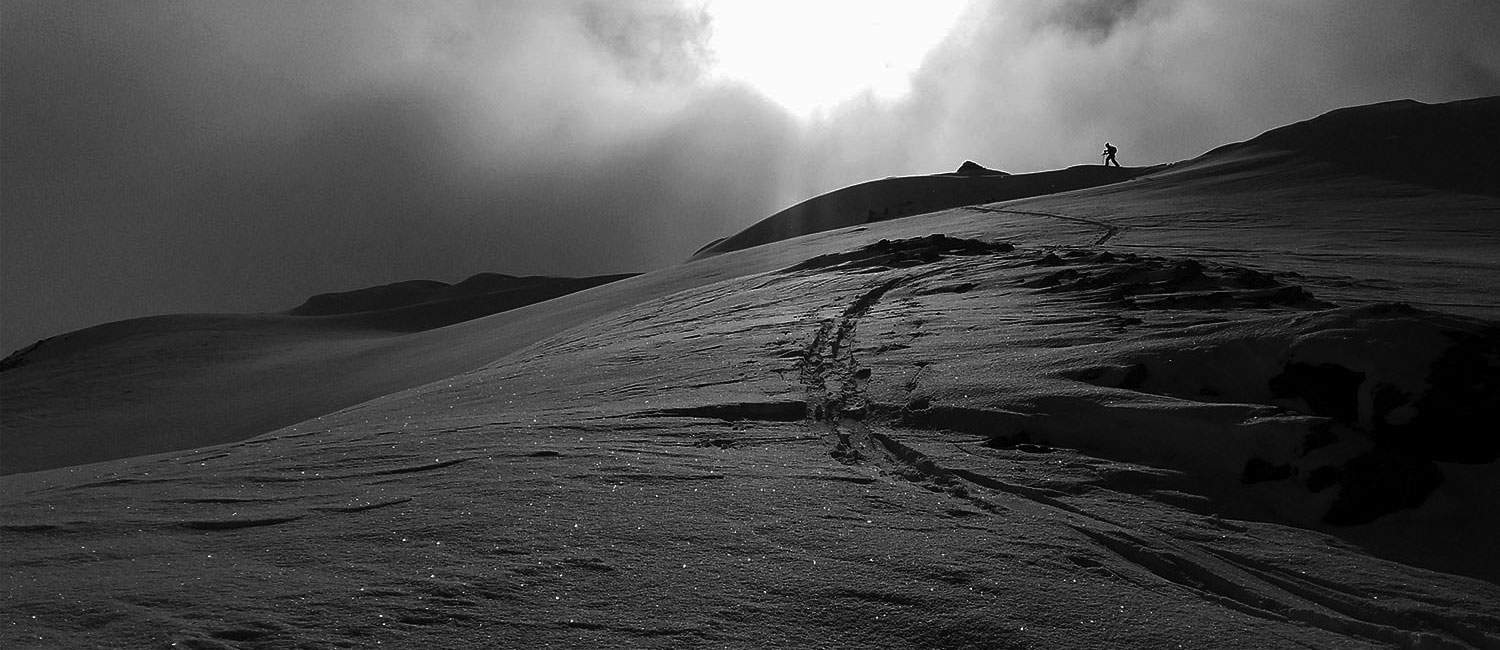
left=1102, top=142, right=1119, bottom=167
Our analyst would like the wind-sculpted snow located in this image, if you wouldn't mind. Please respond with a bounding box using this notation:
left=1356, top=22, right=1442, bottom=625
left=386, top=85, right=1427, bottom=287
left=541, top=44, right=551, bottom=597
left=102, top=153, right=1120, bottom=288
left=1012, top=248, right=1332, bottom=310
left=760, top=238, right=1498, bottom=535
left=1064, top=304, right=1500, bottom=525
left=783, top=234, right=1015, bottom=274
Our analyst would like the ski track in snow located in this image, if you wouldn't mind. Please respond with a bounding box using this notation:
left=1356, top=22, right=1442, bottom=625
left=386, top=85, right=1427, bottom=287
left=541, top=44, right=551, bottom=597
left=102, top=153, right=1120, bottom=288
left=966, top=206, right=1123, bottom=246
left=765, top=240, right=1500, bottom=649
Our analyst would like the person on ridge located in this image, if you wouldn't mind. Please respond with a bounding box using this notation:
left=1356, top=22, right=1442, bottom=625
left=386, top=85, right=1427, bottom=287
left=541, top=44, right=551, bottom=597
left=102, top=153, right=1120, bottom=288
left=1102, top=142, right=1119, bottom=167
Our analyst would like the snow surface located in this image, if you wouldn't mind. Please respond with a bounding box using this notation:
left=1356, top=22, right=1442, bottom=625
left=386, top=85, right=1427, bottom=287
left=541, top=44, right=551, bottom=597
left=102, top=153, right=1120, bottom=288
left=0, top=273, right=633, bottom=474
left=3, top=98, right=1499, bottom=649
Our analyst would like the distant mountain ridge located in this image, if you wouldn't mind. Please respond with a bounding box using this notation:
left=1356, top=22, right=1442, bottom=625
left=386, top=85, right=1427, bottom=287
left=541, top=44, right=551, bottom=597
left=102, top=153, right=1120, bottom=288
left=287, top=279, right=450, bottom=316
left=288, top=273, right=632, bottom=317
left=283, top=272, right=637, bottom=332
left=0, top=271, right=636, bottom=473
left=1, top=271, right=636, bottom=373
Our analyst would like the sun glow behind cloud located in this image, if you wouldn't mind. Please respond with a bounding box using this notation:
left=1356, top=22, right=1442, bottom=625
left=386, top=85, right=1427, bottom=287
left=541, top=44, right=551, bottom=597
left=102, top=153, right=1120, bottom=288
left=701, top=1, right=972, bottom=118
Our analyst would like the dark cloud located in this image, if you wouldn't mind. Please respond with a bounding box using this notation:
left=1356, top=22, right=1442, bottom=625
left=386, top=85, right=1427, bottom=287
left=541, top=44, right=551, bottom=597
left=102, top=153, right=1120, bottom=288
left=3, top=0, right=1499, bottom=353
left=0, top=0, right=786, bottom=352
left=1042, top=0, right=1158, bottom=42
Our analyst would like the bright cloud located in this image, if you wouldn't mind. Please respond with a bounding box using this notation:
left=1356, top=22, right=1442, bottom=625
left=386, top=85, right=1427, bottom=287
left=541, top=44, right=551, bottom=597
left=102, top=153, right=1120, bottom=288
left=701, top=0, right=973, bottom=117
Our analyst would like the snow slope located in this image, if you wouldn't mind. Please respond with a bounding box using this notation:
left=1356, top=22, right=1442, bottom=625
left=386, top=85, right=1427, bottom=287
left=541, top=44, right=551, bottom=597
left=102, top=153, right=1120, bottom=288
left=0, top=273, right=633, bottom=474
left=692, top=162, right=1156, bottom=257
left=2, top=97, right=1498, bottom=649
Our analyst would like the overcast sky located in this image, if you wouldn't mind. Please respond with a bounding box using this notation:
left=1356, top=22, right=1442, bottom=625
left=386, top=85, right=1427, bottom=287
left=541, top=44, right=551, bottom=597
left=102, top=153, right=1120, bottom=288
left=3, top=0, right=1498, bottom=354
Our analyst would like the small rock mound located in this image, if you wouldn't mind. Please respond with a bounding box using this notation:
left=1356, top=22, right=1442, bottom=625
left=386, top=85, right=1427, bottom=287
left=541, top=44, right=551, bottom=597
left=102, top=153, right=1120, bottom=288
left=955, top=160, right=1008, bottom=176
